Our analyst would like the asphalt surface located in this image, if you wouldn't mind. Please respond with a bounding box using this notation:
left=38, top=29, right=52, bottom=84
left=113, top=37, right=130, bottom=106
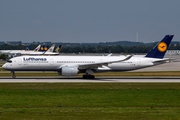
left=0, top=77, right=180, bottom=83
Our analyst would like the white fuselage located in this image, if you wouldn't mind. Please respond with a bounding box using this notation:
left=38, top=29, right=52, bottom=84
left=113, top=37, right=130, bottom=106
left=0, top=50, right=28, bottom=54
left=2, top=55, right=165, bottom=73
left=0, top=50, right=44, bottom=54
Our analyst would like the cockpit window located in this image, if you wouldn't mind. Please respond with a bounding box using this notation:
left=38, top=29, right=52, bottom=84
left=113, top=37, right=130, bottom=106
left=7, top=60, right=12, bottom=63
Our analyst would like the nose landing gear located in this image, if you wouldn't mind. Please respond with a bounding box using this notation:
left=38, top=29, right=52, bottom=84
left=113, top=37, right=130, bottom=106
left=11, top=71, right=16, bottom=78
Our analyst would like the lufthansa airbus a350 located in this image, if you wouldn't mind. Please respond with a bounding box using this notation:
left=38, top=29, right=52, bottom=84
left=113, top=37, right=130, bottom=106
left=2, top=35, right=174, bottom=79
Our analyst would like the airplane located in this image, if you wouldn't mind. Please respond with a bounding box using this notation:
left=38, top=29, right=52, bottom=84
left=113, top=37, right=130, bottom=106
left=0, top=45, right=41, bottom=55
left=11, top=45, right=42, bottom=54
left=0, top=45, right=32, bottom=54
left=1, top=44, right=62, bottom=55
left=2, top=35, right=174, bottom=79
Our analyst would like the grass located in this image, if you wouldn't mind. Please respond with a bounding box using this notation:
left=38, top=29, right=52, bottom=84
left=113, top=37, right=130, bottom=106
left=1, top=71, right=180, bottom=77
left=0, top=83, right=180, bottom=119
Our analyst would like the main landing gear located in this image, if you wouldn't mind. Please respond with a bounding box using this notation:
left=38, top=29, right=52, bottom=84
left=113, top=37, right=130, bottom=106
left=11, top=71, right=16, bottom=78
left=83, top=69, right=95, bottom=79
left=83, top=74, right=95, bottom=79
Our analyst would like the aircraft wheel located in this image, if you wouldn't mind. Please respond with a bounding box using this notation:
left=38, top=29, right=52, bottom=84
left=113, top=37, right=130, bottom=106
left=83, top=75, right=95, bottom=79
left=83, top=75, right=87, bottom=79
left=12, top=75, right=16, bottom=79
left=11, top=71, right=16, bottom=79
left=90, top=75, right=95, bottom=79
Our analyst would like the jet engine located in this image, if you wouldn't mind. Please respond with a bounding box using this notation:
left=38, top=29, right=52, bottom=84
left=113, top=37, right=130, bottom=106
left=59, top=66, right=78, bottom=76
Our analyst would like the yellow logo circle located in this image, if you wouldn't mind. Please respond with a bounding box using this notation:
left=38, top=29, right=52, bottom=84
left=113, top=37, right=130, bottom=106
left=158, top=42, right=167, bottom=52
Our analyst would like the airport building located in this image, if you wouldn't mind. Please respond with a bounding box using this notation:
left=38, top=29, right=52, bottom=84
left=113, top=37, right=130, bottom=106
left=166, top=50, right=180, bottom=55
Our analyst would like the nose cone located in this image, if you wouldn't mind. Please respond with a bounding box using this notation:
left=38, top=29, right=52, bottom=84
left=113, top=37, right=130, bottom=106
left=2, top=64, right=6, bottom=70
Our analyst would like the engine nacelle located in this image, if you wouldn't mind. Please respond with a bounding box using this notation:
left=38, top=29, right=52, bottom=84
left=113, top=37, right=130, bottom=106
left=60, top=66, right=78, bottom=76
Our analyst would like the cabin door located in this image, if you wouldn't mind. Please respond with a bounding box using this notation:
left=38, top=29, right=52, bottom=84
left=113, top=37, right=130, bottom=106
left=18, top=58, right=22, bottom=65
left=50, top=59, right=54, bottom=65
left=136, top=59, right=141, bottom=66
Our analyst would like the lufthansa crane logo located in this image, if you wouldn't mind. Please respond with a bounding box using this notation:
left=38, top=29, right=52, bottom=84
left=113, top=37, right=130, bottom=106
left=158, top=42, right=167, bottom=52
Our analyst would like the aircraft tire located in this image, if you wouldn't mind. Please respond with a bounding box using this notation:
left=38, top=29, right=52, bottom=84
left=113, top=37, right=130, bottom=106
left=12, top=75, right=16, bottom=79
left=83, top=75, right=87, bottom=79
left=90, top=75, right=95, bottom=79
left=83, top=75, right=95, bottom=79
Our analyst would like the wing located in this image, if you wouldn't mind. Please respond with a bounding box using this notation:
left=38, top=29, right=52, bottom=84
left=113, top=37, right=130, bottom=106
left=78, top=55, right=133, bottom=69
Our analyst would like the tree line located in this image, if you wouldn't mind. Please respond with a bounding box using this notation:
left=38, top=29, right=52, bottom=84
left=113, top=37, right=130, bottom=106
left=0, top=43, right=180, bottom=54
left=61, top=44, right=180, bottom=54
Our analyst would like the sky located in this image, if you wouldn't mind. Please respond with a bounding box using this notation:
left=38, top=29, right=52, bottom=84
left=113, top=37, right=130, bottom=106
left=0, top=0, right=180, bottom=43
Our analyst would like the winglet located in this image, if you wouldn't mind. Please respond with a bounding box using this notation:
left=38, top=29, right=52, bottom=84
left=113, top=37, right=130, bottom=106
left=145, top=35, right=174, bottom=59
left=119, top=55, right=133, bottom=62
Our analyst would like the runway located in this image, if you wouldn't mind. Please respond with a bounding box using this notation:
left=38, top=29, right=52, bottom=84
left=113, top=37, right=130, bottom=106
left=0, top=77, right=180, bottom=83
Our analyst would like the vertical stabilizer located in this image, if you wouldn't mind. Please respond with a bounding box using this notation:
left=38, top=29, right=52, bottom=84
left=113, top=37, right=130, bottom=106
left=145, top=35, right=174, bottom=59
left=25, top=45, right=31, bottom=51
left=46, top=44, right=55, bottom=53
left=55, top=45, right=63, bottom=53
left=58, top=45, right=63, bottom=53
left=34, top=45, right=41, bottom=52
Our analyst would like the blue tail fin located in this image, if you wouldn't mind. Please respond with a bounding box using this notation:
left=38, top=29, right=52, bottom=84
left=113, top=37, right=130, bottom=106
left=39, top=45, right=49, bottom=52
left=145, top=35, right=174, bottom=59
left=25, top=45, right=31, bottom=51
left=58, top=45, right=63, bottom=53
